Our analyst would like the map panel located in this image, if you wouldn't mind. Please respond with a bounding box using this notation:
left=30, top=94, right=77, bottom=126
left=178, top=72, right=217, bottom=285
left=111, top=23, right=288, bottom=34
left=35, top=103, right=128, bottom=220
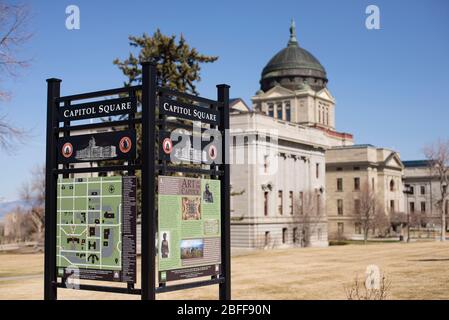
left=56, top=176, right=136, bottom=283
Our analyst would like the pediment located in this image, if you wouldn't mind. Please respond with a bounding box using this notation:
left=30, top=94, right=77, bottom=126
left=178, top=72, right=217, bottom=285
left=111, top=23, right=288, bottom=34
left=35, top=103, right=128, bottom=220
left=384, top=152, right=404, bottom=169
left=256, top=85, right=294, bottom=99
left=316, top=88, right=335, bottom=102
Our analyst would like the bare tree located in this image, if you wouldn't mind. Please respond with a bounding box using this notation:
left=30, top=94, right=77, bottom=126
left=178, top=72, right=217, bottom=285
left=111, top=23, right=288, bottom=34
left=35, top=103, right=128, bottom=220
left=354, top=182, right=389, bottom=244
left=0, top=1, right=32, bottom=150
left=3, top=207, right=33, bottom=242
left=19, top=165, right=45, bottom=242
left=423, top=139, right=449, bottom=242
left=294, top=190, right=326, bottom=247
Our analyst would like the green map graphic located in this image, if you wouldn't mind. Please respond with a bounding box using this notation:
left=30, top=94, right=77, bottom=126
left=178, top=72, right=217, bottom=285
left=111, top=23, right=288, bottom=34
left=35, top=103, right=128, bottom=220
left=57, top=177, right=122, bottom=273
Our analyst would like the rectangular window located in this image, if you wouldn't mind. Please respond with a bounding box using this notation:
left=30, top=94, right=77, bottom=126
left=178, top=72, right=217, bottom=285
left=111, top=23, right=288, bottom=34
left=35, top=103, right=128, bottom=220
left=421, top=202, right=426, bottom=213
left=282, top=228, right=288, bottom=244
left=277, top=103, right=283, bottom=119
left=355, top=223, right=362, bottom=234
left=289, top=191, right=294, bottom=215
left=278, top=191, right=283, bottom=215
left=410, top=186, right=415, bottom=195
left=264, top=155, right=269, bottom=173
left=337, top=178, right=343, bottom=191
left=338, top=222, right=344, bottom=235
left=317, top=194, right=321, bottom=215
left=316, top=163, right=320, bottom=179
left=268, top=103, right=274, bottom=117
left=299, top=192, right=304, bottom=215
left=293, top=227, right=298, bottom=244
left=421, top=186, right=426, bottom=195
left=285, top=102, right=291, bottom=122
left=390, top=200, right=395, bottom=213
left=410, top=202, right=415, bottom=213
left=354, top=177, right=360, bottom=191
left=264, top=192, right=269, bottom=216
left=337, top=199, right=344, bottom=215
left=354, top=199, right=361, bottom=214
left=265, top=231, right=270, bottom=246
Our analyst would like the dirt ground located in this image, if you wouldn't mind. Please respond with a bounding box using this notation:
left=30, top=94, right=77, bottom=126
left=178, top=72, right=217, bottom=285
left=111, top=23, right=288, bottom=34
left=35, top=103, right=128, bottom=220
left=1, top=241, right=449, bottom=300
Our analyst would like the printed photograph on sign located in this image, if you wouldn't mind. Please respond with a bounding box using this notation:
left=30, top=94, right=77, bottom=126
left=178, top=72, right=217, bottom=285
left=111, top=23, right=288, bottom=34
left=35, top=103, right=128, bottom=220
left=181, top=197, right=201, bottom=220
left=203, top=183, right=214, bottom=203
left=180, top=239, right=204, bottom=260
left=159, top=231, right=171, bottom=259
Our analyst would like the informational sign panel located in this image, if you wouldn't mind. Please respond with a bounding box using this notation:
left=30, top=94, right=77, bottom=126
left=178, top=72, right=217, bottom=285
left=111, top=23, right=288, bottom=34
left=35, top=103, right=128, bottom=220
left=56, top=176, right=137, bottom=283
left=159, top=130, right=221, bottom=164
left=58, top=130, right=135, bottom=164
left=159, top=98, right=220, bottom=125
left=58, top=97, right=137, bottom=121
left=158, top=176, right=221, bottom=282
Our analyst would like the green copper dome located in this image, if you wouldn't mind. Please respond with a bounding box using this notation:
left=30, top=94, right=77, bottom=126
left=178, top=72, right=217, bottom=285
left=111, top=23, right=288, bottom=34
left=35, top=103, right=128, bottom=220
left=260, top=20, right=328, bottom=92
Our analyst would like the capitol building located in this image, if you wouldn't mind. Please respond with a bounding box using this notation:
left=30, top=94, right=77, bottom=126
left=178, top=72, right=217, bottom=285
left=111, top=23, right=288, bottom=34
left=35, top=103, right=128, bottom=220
left=229, top=20, right=354, bottom=249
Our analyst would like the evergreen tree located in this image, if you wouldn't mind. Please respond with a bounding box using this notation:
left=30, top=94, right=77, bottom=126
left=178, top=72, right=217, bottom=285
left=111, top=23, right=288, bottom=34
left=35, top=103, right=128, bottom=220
left=112, top=29, right=218, bottom=216
left=114, top=29, right=218, bottom=98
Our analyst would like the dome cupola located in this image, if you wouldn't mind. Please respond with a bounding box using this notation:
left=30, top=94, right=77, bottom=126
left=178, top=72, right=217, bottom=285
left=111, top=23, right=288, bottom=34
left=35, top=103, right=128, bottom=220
left=260, top=20, right=328, bottom=92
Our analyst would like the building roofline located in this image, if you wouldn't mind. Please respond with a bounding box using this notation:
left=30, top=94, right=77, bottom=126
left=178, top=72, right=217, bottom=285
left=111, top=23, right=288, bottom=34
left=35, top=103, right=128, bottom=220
left=403, top=160, right=432, bottom=168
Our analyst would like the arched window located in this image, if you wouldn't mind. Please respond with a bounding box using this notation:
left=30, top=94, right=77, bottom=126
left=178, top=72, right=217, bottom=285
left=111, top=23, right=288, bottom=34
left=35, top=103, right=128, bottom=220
left=390, top=179, right=395, bottom=191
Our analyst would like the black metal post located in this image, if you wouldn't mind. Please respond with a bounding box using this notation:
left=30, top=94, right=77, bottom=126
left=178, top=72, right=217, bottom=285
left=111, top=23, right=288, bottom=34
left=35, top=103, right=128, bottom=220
left=217, top=84, right=231, bottom=300
left=141, top=62, right=157, bottom=300
left=44, top=78, right=61, bottom=300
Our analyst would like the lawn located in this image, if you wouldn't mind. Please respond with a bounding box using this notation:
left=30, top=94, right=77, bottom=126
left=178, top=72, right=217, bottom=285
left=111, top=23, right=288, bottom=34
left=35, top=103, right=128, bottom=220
left=1, top=241, right=449, bottom=300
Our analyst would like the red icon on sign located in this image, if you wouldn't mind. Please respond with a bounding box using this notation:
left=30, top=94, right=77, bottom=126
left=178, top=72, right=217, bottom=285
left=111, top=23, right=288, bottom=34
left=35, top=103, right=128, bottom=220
left=62, top=143, right=73, bottom=158
left=119, top=137, right=132, bottom=153
left=208, top=145, right=218, bottom=160
left=163, top=138, right=173, bottom=154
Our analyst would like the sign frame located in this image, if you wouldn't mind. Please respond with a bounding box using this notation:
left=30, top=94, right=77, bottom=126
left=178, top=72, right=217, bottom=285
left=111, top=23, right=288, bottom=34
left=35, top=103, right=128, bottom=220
left=44, top=63, right=231, bottom=300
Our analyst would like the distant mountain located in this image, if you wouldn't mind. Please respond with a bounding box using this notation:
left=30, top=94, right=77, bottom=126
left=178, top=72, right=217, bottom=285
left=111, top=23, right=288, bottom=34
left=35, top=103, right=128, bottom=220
left=0, top=200, right=31, bottom=221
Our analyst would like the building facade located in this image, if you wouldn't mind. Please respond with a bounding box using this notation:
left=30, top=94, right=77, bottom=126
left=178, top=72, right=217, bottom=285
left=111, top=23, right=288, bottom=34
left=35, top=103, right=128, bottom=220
left=230, top=21, right=353, bottom=249
left=403, top=160, right=446, bottom=230
left=326, top=145, right=405, bottom=240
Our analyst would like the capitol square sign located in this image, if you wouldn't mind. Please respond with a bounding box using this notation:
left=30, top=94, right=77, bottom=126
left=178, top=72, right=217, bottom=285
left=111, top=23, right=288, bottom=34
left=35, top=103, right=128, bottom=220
left=58, top=96, right=137, bottom=121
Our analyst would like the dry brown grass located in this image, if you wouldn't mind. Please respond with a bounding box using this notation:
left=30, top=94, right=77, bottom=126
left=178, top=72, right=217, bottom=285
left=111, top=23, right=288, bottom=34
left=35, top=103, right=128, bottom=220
left=1, top=241, right=449, bottom=300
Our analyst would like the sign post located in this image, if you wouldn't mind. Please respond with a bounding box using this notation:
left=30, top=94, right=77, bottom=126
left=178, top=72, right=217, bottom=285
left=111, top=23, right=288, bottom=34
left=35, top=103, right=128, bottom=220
left=44, top=63, right=230, bottom=300
left=140, top=62, right=157, bottom=300
left=217, top=84, right=231, bottom=300
left=44, top=78, right=61, bottom=301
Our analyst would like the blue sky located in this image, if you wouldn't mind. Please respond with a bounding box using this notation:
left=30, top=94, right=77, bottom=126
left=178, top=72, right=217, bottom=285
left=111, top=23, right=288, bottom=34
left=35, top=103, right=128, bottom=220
left=0, top=0, right=448, bottom=201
